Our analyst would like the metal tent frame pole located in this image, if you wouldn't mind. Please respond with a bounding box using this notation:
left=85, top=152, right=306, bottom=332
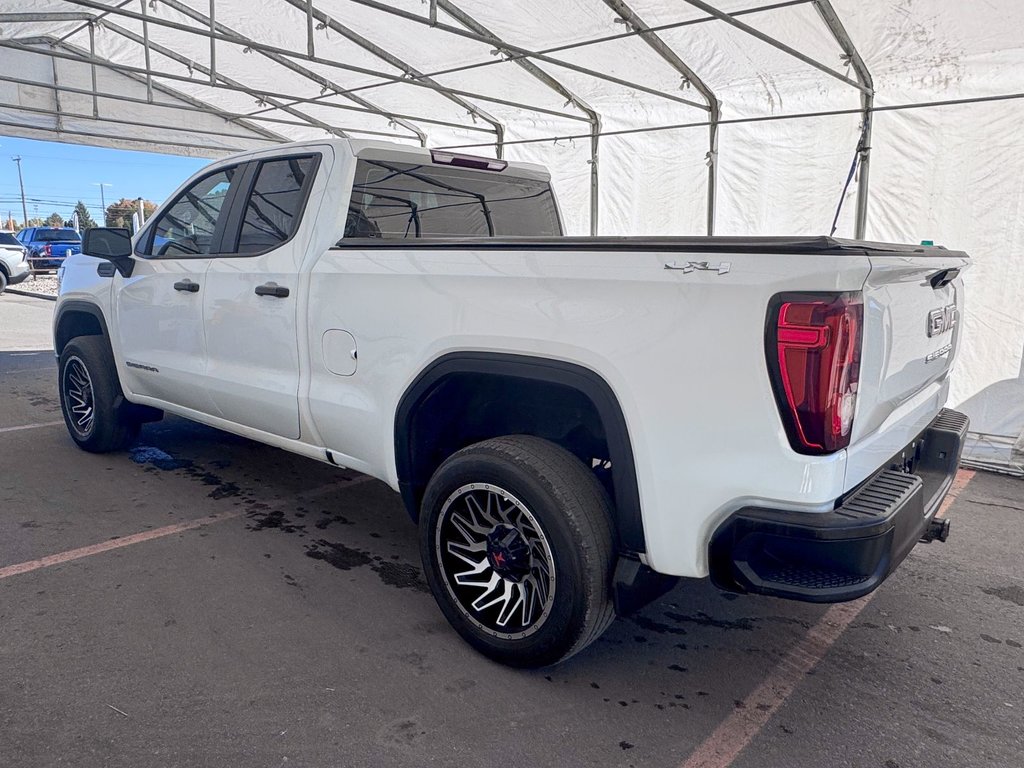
left=57, top=0, right=589, bottom=127
left=0, top=16, right=347, bottom=140
left=141, top=0, right=429, bottom=145
left=279, top=0, right=506, bottom=157
left=138, top=0, right=153, bottom=102
left=813, top=0, right=874, bottom=239
left=439, top=0, right=604, bottom=235
left=87, top=21, right=99, bottom=118
left=0, top=70, right=419, bottom=138
left=347, top=0, right=710, bottom=111
left=603, top=0, right=721, bottom=234
left=53, top=1, right=131, bottom=44
left=94, top=20, right=349, bottom=141
left=50, top=51, right=63, bottom=133
left=434, top=91, right=1024, bottom=152
left=0, top=116, right=257, bottom=155
left=209, top=0, right=217, bottom=85
left=304, top=0, right=315, bottom=58
left=0, top=75, right=425, bottom=141
left=0, top=99, right=281, bottom=144
left=5, top=36, right=286, bottom=144
left=3, top=1, right=875, bottom=237
left=0, top=38, right=479, bottom=137
left=679, top=0, right=868, bottom=93
left=335, top=1, right=810, bottom=100
left=679, top=0, right=873, bottom=236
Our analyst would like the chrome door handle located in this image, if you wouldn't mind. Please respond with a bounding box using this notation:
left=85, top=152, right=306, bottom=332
left=173, top=279, right=200, bottom=293
left=255, top=282, right=290, bottom=298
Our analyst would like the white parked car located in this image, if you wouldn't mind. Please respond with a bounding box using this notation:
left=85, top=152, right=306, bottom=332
left=0, top=230, right=30, bottom=293
left=53, top=139, right=969, bottom=667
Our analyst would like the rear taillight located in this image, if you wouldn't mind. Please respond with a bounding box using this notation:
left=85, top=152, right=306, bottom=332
left=43, top=244, right=52, bottom=256
left=766, top=293, right=863, bottom=455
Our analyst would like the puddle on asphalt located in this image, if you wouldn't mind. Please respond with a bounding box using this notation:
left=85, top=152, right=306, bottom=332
left=306, top=538, right=429, bottom=593
left=129, top=445, right=183, bottom=470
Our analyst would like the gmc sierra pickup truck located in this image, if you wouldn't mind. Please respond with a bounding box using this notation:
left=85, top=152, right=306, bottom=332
left=55, top=139, right=969, bottom=667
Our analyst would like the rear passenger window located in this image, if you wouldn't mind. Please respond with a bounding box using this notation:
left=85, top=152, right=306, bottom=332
left=235, top=156, right=317, bottom=254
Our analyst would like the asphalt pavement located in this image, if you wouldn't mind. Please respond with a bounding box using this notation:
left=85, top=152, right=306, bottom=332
left=0, top=293, right=1021, bottom=767
left=0, top=292, right=56, bottom=350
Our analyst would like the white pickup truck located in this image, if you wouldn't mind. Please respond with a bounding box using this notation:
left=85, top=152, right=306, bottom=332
left=55, top=139, right=969, bottom=667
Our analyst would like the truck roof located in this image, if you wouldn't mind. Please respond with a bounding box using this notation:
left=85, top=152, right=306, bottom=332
left=213, top=137, right=550, bottom=180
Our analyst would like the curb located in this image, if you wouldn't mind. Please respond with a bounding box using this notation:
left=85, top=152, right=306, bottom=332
left=4, top=288, right=57, bottom=302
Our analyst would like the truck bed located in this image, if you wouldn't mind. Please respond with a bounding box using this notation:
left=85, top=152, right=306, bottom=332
left=333, top=235, right=968, bottom=259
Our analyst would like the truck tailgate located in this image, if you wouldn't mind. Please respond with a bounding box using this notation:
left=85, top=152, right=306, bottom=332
left=849, top=250, right=969, bottom=468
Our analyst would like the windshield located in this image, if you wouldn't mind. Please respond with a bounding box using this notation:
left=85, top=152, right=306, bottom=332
left=34, top=229, right=81, bottom=243
left=0, top=233, right=20, bottom=246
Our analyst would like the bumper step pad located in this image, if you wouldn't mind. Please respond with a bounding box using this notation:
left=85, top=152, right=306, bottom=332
left=709, top=409, right=968, bottom=603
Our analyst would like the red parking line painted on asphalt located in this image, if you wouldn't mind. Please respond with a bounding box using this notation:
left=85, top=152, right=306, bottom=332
left=678, top=469, right=976, bottom=768
left=0, top=474, right=378, bottom=581
left=0, top=510, right=244, bottom=581
left=936, top=469, right=975, bottom=518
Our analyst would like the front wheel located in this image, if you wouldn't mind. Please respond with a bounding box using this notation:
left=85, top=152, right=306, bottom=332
left=58, top=336, right=140, bottom=453
left=420, top=436, right=616, bottom=668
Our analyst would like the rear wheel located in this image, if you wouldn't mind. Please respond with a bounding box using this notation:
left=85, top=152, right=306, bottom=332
left=58, top=336, right=140, bottom=453
left=420, top=436, right=616, bottom=667
left=0, top=269, right=8, bottom=294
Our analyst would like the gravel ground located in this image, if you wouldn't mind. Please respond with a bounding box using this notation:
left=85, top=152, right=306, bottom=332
left=18, top=275, right=59, bottom=296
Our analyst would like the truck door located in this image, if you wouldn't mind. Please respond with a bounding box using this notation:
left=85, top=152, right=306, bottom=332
left=202, top=151, right=327, bottom=440
left=113, top=163, right=242, bottom=414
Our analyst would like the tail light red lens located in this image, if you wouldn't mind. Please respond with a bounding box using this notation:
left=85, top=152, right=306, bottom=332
left=43, top=244, right=52, bottom=256
left=766, top=292, right=863, bottom=455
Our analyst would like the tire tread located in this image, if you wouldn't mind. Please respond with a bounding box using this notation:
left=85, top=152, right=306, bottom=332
left=59, top=335, right=139, bottom=453
left=427, top=435, right=616, bottom=666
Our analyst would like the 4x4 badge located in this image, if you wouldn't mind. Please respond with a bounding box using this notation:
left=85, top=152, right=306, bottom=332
left=664, top=260, right=731, bottom=275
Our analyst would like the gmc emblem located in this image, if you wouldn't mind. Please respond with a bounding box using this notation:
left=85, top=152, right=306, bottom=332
left=927, top=304, right=958, bottom=337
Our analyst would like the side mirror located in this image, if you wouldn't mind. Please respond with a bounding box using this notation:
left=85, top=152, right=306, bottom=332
left=82, top=227, right=135, bottom=277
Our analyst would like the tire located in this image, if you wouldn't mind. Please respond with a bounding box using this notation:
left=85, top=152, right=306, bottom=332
left=0, top=269, right=8, bottom=295
left=58, top=336, right=140, bottom=453
left=420, top=436, right=616, bottom=668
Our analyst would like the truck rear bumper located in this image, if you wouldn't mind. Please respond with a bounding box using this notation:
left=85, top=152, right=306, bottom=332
left=8, top=261, right=30, bottom=284
left=709, top=408, right=969, bottom=603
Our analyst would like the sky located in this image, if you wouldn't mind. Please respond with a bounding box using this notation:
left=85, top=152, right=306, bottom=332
left=0, top=136, right=209, bottom=227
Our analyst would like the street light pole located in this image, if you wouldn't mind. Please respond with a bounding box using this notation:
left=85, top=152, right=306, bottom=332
left=12, top=156, right=28, bottom=228
left=93, top=182, right=112, bottom=225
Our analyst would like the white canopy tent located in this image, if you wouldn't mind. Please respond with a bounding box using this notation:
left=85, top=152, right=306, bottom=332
left=1, top=0, right=1022, bottom=473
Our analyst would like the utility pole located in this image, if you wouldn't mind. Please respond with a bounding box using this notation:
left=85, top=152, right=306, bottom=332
left=12, top=156, right=28, bottom=228
left=93, top=182, right=112, bottom=225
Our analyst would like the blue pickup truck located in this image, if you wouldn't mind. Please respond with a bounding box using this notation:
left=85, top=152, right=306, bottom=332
left=16, top=227, right=82, bottom=271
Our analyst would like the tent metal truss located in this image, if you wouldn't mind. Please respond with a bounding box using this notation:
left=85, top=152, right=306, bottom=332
left=0, top=0, right=875, bottom=237
left=277, top=0, right=505, bottom=156
left=436, top=1, right=604, bottom=233
left=603, top=0, right=721, bottom=236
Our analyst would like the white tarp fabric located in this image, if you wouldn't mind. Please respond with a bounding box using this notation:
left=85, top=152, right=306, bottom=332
left=1, top=0, right=1022, bottom=472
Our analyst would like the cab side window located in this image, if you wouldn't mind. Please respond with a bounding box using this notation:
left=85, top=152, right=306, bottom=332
left=142, top=166, right=238, bottom=257
left=234, top=156, right=317, bottom=255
